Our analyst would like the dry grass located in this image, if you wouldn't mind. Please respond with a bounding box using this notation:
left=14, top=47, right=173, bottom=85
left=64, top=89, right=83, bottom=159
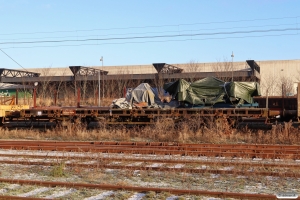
left=1, top=118, right=300, bottom=145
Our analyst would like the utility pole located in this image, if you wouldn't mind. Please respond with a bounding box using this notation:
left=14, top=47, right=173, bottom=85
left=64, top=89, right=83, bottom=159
left=98, top=57, right=102, bottom=107
left=100, top=56, right=104, bottom=98
left=231, top=51, right=234, bottom=82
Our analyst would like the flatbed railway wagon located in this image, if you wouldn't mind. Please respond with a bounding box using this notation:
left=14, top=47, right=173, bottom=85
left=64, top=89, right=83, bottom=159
left=1, top=83, right=300, bottom=129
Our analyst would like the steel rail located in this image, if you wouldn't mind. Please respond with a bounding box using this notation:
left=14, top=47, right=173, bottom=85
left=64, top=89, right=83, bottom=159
left=0, top=141, right=299, bottom=159
left=1, top=153, right=299, bottom=168
left=2, top=147, right=298, bottom=159
left=1, top=159, right=299, bottom=178
left=0, top=196, right=51, bottom=200
left=1, top=140, right=300, bottom=152
left=1, top=140, right=300, bottom=149
left=0, top=178, right=287, bottom=200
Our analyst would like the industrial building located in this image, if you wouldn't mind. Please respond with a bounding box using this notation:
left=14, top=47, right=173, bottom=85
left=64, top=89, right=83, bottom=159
left=0, top=59, right=299, bottom=99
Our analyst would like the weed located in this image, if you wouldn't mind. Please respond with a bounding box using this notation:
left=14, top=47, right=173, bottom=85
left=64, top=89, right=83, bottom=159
left=50, top=162, right=66, bottom=177
left=145, top=191, right=156, bottom=199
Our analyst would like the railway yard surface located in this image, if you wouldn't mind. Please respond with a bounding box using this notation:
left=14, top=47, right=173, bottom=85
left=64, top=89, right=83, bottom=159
left=0, top=141, right=299, bottom=199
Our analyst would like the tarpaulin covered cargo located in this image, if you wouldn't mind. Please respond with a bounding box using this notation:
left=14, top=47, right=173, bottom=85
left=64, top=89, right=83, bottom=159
left=186, top=77, right=226, bottom=105
left=163, top=77, right=261, bottom=106
left=163, top=79, right=190, bottom=102
left=127, top=83, right=161, bottom=107
left=224, top=81, right=261, bottom=104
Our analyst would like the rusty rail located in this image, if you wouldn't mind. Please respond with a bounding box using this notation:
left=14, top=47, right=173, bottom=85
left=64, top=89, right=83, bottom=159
left=0, top=141, right=299, bottom=159
left=1, top=153, right=299, bottom=168
left=0, top=178, right=289, bottom=200
left=1, top=159, right=299, bottom=178
left=0, top=196, right=51, bottom=200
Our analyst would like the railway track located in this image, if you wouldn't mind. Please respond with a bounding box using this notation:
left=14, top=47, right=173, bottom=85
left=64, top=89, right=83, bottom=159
left=0, top=178, right=292, bottom=200
left=0, top=140, right=299, bottom=159
left=1, top=156, right=300, bottom=178
left=1, top=152, right=300, bottom=168
left=0, top=141, right=299, bottom=199
left=0, top=152, right=300, bottom=178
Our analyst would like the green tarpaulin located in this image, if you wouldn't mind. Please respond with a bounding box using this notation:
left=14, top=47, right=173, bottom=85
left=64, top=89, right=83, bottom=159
left=163, top=77, right=261, bottom=106
left=186, top=77, right=226, bottom=105
left=224, top=82, right=261, bottom=104
left=163, top=79, right=190, bottom=102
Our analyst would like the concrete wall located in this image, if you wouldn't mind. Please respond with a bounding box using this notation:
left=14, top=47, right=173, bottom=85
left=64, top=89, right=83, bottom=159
left=26, top=59, right=300, bottom=96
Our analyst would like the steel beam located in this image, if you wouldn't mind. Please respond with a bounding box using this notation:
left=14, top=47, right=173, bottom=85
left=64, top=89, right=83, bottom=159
left=69, top=66, right=108, bottom=76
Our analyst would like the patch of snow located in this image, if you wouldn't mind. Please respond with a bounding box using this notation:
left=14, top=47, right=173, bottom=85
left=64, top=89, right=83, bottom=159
left=105, top=169, right=116, bottom=172
left=221, top=166, right=234, bottom=171
left=146, top=163, right=163, bottom=168
left=133, top=170, right=140, bottom=176
left=82, top=160, right=98, bottom=164
left=166, top=195, right=178, bottom=200
left=83, top=190, right=114, bottom=200
left=0, top=184, right=20, bottom=194
left=126, top=162, right=143, bottom=166
left=202, top=197, right=223, bottom=200
left=210, top=174, right=220, bottom=178
left=169, top=164, right=185, bottom=169
left=45, top=188, right=76, bottom=199
left=127, top=192, right=146, bottom=200
left=266, top=176, right=279, bottom=181
left=18, top=187, right=50, bottom=197
left=196, top=165, right=208, bottom=169
left=110, top=162, right=121, bottom=165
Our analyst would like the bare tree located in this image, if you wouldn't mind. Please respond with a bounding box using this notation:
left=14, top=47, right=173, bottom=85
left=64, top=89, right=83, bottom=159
left=39, top=67, right=55, bottom=106
left=185, top=60, right=200, bottom=82
left=260, top=72, right=278, bottom=96
left=212, top=58, right=232, bottom=82
left=277, top=75, right=294, bottom=96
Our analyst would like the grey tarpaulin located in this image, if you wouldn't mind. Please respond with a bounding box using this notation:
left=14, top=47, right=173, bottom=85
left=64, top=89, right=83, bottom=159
left=127, top=83, right=161, bottom=107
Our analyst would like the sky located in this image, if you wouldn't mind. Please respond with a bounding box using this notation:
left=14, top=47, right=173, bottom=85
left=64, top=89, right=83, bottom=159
left=0, top=0, right=299, bottom=70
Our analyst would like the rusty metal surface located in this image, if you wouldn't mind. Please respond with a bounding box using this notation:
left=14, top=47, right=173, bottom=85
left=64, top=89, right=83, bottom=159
left=1, top=159, right=300, bottom=178
left=0, top=196, right=50, bottom=200
left=3, top=106, right=269, bottom=127
left=0, top=68, right=40, bottom=78
left=0, top=178, right=284, bottom=199
left=69, top=66, right=108, bottom=76
left=1, top=152, right=299, bottom=168
left=153, top=63, right=183, bottom=74
left=0, top=141, right=299, bottom=159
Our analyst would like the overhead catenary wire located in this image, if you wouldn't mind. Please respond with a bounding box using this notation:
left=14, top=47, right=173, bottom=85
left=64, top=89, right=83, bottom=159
left=0, top=15, right=298, bottom=36
left=1, top=33, right=298, bottom=50
left=0, top=22, right=297, bottom=42
left=0, top=27, right=299, bottom=46
left=0, top=49, right=28, bottom=71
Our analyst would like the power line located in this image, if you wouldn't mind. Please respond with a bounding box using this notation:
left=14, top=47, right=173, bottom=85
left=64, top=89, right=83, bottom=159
left=0, top=32, right=298, bottom=50
left=0, top=27, right=299, bottom=45
left=0, top=16, right=298, bottom=36
left=0, top=22, right=297, bottom=42
left=0, top=49, right=27, bottom=71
